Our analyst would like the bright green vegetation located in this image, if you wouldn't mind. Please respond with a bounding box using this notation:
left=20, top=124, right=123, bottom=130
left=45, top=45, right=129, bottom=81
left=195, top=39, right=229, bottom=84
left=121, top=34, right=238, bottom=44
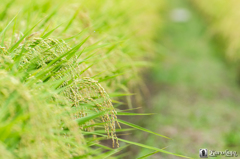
left=137, top=0, right=240, bottom=158
left=192, top=0, right=240, bottom=61
left=0, top=0, right=192, bottom=158
left=2, top=0, right=240, bottom=158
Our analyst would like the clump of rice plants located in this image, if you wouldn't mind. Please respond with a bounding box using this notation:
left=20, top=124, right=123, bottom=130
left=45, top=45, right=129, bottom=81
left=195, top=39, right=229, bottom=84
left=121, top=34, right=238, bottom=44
left=0, top=0, right=190, bottom=158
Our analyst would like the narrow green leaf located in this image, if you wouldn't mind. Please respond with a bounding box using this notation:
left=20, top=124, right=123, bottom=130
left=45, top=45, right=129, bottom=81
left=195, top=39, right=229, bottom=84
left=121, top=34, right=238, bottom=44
left=11, top=42, right=27, bottom=72
left=87, top=132, right=192, bottom=159
left=82, top=43, right=110, bottom=53
left=79, top=64, right=93, bottom=75
left=64, top=28, right=88, bottom=41
left=117, top=138, right=192, bottom=159
left=98, top=73, right=125, bottom=82
left=8, top=19, right=42, bottom=52
left=0, top=12, right=18, bottom=46
left=75, top=111, right=105, bottom=125
left=91, top=143, right=113, bottom=151
left=109, top=93, right=135, bottom=97
left=62, top=7, right=80, bottom=32
left=117, top=112, right=154, bottom=116
left=117, top=119, right=171, bottom=140
left=0, top=0, right=15, bottom=20
left=39, top=7, right=58, bottom=28
left=41, top=24, right=62, bottom=39
left=137, top=151, right=160, bottom=159
left=40, top=23, right=51, bottom=37
left=100, top=145, right=128, bottom=159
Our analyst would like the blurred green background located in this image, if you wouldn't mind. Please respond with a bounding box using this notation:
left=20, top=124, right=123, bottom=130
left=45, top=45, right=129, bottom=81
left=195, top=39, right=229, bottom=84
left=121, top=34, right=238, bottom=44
left=135, top=0, right=240, bottom=158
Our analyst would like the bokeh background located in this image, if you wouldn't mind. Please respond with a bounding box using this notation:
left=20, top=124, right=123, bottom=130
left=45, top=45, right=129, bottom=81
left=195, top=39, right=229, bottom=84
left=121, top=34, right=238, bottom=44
left=135, top=0, right=240, bottom=158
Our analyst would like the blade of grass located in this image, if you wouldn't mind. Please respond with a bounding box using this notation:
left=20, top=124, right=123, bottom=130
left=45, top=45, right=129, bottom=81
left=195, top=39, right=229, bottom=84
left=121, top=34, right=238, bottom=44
left=109, top=93, right=135, bottom=97
left=117, top=138, right=191, bottom=158
left=117, top=112, right=154, bottom=116
left=39, top=7, right=58, bottom=28
left=88, top=132, right=192, bottom=159
left=62, top=7, right=80, bottom=33
left=98, top=73, right=125, bottom=82
left=137, top=151, right=160, bottom=159
left=64, top=28, right=88, bottom=41
left=0, top=0, right=15, bottom=20
left=100, top=145, right=128, bottom=159
left=8, top=19, right=42, bottom=52
left=117, top=119, right=171, bottom=140
left=75, top=111, right=105, bottom=125
left=0, top=12, right=18, bottom=46
left=41, top=24, right=62, bottom=39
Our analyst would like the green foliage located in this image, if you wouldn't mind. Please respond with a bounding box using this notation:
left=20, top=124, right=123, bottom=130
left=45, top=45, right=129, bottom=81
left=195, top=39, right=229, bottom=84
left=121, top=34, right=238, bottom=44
left=192, top=0, right=240, bottom=61
left=0, top=0, right=190, bottom=158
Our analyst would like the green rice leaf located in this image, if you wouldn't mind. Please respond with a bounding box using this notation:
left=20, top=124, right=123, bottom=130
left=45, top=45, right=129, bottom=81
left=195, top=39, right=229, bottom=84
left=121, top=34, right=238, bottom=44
left=117, top=119, right=171, bottom=140
left=137, top=151, right=160, bottom=159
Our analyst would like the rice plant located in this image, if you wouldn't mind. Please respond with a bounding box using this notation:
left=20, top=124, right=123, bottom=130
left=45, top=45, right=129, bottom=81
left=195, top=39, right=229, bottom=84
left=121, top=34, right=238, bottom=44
left=0, top=0, right=191, bottom=158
